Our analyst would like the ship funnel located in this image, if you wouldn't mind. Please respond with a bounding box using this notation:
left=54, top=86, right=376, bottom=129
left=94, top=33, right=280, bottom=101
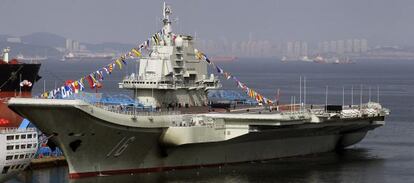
left=2, top=47, right=10, bottom=63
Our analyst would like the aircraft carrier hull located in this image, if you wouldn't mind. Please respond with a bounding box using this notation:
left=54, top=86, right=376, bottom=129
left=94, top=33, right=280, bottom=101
left=8, top=99, right=384, bottom=179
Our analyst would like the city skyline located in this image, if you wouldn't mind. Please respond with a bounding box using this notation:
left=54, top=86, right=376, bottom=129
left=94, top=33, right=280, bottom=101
left=196, top=37, right=372, bottom=58
left=1, top=0, right=414, bottom=46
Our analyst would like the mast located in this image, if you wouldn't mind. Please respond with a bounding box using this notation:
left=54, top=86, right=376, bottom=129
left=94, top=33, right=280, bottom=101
left=299, top=76, right=302, bottom=108
left=377, top=85, right=380, bottom=103
left=325, top=86, right=328, bottom=112
left=342, top=86, right=345, bottom=106
left=162, top=2, right=172, bottom=35
left=351, top=85, right=354, bottom=106
left=303, top=76, right=306, bottom=107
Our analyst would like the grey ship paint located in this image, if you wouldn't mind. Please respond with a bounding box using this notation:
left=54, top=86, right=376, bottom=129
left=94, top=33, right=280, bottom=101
left=8, top=2, right=389, bottom=179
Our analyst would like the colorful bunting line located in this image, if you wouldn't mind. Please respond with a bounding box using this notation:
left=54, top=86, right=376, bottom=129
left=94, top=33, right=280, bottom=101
left=195, top=51, right=274, bottom=105
left=39, top=30, right=167, bottom=99
left=39, top=29, right=272, bottom=105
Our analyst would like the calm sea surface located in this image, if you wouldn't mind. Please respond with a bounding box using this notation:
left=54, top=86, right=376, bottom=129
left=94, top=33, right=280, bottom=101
left=6, top=58, right=414, bottom=183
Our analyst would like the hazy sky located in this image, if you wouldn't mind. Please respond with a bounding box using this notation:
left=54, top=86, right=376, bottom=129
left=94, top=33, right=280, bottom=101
left=1, top=0, right=413, bottom=45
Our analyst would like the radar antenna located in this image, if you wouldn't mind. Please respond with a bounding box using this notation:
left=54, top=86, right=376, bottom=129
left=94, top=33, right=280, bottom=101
left=162, top=2, right=172, bottom=35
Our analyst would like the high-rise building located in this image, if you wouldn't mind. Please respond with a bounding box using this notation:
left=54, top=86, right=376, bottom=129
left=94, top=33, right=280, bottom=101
left=353, top=39, right=361, bottom=53
left=300, top=42, right=308, bottom=56
left=294, top=41, right=301, bottom=57
left=286, top=42, right=294, bottom=57
left=361, top=39, right=368, bottom=53
left=337, top=40, right=345, bottom=54
left=317, top=42, right=323, bottom=53
left=231, top=42, right=238, bottom=55
left=323, top=41, right=330, bottom=53
left=72, top=41, right=80, bottom=51
left=66, top=39, right=73, bottom=51
left=241, top=41, right=247, bottom=57
left=345, top=39, right=353, bottom=53
left=330, top=41, right=337, bottom=53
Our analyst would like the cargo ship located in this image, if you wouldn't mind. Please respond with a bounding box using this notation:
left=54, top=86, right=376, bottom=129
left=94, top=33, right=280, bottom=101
left=61, top=52, right=114, bottom=61
left=16, top=54, right=48, bottom=62
left=8, top=3, right=388, bottom=179
left=0, top=47, right=41, bottom=127
left=313, top=55, right=355, bottom=64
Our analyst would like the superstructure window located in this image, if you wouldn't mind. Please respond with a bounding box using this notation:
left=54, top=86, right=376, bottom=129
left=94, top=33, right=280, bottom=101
left=19, top=155, right=24, bottom=159
left=25, top=154, right=29, bottom=158
left=33, top=134, right=37, bottom=138
left=14, top=155, right=18, bottom=159
left=6, top=155, right=12, bottom=160
left=15, top=145, right=19, bottom=149
left=34, top=143, right=37, bottom=148
left=21, top=144, right=26, bottom=149
left=28, top=134, right=32, bottom=139
left=15, top=135, right=20, bottom=140
left=21, top=134, right=26, bottom=139
left=7, top=145, right=13, bottom=150
left=27, top=144, right=32, bottom=148
left=6, top=136, right=14, bottom=140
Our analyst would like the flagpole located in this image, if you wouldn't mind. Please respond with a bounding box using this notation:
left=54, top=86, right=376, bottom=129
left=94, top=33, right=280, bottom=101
left=351, top=85, right=354, bottom=106
left=360, top=84, right=363, bottom=110
left=304, top=76, right=306, bottom=110
left=299, top=76, right=302, bottom=111
left=325, top=85, right=328, bottom=112
left=342, top=86, right=344, bottom=106
left=293, top=96, right=296, bottom=112
left=377, top=85, right=380, bottom=103
left=43, top=79, right=46, bottom=93
left=369, top=86, right=371, bottom=102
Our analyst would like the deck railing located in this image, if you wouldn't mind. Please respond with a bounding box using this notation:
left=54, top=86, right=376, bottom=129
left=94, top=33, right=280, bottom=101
left=92, top=103, right=181, bottom=116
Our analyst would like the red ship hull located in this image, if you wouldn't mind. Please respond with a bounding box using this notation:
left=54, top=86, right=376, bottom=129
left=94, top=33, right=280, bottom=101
left=0, top=92, right=33, bottom=127
left=0, top=58, right=41, bottom=127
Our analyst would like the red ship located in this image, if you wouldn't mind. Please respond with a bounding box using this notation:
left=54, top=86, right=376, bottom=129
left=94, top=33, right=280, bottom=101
left=0, top=47, right=41, bottom=127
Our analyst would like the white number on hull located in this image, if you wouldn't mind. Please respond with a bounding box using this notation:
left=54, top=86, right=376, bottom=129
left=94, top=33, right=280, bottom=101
left=106, top=136, right=136, bottom=157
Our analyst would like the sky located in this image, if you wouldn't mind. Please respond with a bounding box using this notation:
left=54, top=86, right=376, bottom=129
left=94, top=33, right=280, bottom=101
left=1, top=0, right=413, bottom=45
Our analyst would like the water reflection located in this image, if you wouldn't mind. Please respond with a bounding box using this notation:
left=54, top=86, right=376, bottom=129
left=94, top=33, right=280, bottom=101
left=8, top=148, right=384, bottom=183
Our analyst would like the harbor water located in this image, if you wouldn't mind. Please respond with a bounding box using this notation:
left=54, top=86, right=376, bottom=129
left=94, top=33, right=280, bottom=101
left=6, top=58, right=414, bottom=182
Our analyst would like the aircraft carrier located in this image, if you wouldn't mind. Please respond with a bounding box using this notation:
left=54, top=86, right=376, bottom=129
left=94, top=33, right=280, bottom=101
left=7, top=3, right=389, bottom=179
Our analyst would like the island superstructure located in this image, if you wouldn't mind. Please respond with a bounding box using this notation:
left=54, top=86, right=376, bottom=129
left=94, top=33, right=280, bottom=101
left=8, top=2, right=389, bottom=179
left=119, top=5, right=220, bottom=107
